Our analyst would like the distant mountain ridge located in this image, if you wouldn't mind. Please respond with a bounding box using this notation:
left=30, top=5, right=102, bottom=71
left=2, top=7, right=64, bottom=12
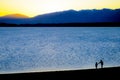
left=1, top=14, right=29, bottom=19
left=0, top=9, right=120, bottom=24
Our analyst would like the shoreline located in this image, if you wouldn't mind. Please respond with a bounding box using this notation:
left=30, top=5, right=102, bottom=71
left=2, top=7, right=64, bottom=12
left=0, top=22, right=120, bottom=27
left=0, top=66, right=119, bottom=79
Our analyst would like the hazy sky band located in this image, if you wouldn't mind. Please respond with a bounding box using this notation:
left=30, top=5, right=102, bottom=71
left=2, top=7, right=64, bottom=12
left=0, top=0, right=120, bottom=17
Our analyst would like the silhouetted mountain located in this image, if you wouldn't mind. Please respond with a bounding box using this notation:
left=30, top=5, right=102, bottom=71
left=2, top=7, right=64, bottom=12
left=0, top=9, right=120, bottom=24
left=1, top=14, right=29, bottom=18
left=0, top=14, right=31, bottom=24
left=32, top=9, right=120, bottom=23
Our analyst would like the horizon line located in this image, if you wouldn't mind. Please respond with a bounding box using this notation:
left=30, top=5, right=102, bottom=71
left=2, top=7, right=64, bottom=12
left=0, top=8, right=120, bottom=18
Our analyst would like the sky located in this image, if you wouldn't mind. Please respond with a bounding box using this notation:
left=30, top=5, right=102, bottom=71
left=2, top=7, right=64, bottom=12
left=0, top=0, right=120, bottom=17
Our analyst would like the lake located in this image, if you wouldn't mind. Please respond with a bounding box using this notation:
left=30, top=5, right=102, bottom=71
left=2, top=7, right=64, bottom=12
left=0, top=27, right=120, bottom=73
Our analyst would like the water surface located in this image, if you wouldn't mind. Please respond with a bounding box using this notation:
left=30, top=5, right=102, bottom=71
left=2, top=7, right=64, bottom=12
left=0, top=27, right=120, bottom=73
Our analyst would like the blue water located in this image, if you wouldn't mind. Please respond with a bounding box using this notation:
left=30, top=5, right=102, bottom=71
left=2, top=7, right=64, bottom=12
left=0, top=27, right=120, bottom=73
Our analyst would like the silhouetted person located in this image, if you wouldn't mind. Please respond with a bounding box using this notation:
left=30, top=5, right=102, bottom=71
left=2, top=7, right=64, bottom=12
left=99, top=60, right=104, bottom=68
left=95, top=62, right=98, bottom=69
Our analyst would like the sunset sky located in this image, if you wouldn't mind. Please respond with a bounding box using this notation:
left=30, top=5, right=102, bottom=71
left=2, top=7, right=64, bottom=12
left=0, top=0, right=120, bottom=17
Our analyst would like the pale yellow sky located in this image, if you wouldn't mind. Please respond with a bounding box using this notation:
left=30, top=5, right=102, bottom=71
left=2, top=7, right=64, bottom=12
left=0, top=0, right=120, bottom=17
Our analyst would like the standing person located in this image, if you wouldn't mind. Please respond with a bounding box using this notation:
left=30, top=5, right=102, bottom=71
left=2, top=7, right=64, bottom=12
left=95, top=62, right=98, bottom=69
left=99, top=60, right=104, bottom=68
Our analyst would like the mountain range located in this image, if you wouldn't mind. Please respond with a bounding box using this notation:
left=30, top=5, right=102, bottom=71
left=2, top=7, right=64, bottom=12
left=1, top=14, right=29, bottom=19
left=0, top=8, right=120, bottom=24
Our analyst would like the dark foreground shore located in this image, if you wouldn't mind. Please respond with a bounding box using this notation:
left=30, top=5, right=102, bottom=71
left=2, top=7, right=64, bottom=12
left=0, top=67, right=120, bottom=80
left=0, top=22, right=120, bottom=27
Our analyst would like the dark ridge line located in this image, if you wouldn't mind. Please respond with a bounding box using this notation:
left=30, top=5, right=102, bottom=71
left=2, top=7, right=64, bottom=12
left=0, top=22, right=120, bottom=27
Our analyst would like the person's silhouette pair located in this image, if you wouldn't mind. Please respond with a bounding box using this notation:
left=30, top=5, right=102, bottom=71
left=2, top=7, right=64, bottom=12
left=95, top=60, right=104, bottom=69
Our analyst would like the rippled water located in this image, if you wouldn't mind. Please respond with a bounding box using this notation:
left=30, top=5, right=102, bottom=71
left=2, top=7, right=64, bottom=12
left=0, top=27, right=120, bottom=73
